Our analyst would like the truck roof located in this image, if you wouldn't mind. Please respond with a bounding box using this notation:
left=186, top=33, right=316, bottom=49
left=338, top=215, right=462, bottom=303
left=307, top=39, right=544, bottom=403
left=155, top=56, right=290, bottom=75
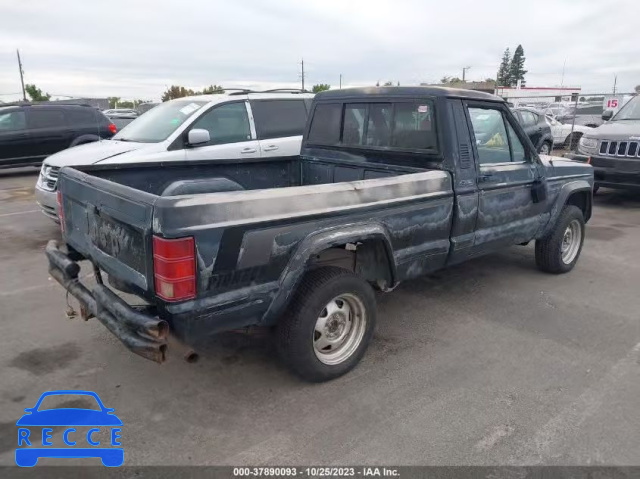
left=316, top=86, right=503, bottom=102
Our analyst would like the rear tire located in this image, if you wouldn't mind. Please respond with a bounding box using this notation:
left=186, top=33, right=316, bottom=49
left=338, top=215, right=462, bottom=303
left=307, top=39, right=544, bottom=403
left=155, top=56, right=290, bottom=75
left=535, top=205, right=585, bottom=274
left=277, top=267, right=376, bottom=382
left=538, top=141, right=552, bottom=155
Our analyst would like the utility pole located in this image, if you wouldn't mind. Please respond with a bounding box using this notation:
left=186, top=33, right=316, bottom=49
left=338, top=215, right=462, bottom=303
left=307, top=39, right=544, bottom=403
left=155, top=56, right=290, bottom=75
left=300, top=58, right=305, bottom=92
left=339, top=74, right=342, bottom=89
left=462, top=66, right=471, bottom=82
left=17, top=49, right=26, bottom=101
left=612, top=74, right=617, bottom=95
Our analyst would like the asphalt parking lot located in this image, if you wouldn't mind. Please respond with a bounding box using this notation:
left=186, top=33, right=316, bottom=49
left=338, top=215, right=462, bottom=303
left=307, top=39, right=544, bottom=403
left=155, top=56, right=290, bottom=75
left=0, top=168, right=639, bottom=466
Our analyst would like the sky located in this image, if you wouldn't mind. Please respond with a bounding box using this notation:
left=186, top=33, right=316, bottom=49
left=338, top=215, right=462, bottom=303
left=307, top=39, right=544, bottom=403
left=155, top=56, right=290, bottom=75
left=1, top=0, right=639, bottom=102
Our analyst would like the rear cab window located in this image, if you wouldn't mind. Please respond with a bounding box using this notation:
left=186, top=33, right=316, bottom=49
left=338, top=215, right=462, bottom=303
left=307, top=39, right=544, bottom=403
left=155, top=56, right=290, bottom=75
left=250, top=100, right=308, bottom=139
left=307, top=99, right=437, bottom=152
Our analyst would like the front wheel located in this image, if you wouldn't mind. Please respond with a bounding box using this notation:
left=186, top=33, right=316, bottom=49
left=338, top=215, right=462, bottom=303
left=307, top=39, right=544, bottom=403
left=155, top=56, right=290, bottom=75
left=277, top=267, right=377, bottom=382
left=535, top=205, right=585, bottom=274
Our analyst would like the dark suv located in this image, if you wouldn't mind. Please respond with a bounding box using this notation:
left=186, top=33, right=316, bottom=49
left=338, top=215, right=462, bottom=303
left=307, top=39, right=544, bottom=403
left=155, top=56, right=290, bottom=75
left=0, top=103, right=116, bottom=168
left=512, top=107, right=555, bottom=155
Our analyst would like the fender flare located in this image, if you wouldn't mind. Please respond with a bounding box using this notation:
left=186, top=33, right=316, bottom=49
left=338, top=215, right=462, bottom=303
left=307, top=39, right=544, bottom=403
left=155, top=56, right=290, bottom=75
left=262, top=223, right=396, bottom=324
left=540, top=180, right=592, bottom=237
left=70, top=134, right=101, bottom=148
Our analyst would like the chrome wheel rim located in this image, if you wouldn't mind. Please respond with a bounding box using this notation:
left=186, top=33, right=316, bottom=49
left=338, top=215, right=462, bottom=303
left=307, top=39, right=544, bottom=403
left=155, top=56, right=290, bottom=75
left=313, top=293, right=366, bottom=365
left=561, top=219, right=582, bottom=264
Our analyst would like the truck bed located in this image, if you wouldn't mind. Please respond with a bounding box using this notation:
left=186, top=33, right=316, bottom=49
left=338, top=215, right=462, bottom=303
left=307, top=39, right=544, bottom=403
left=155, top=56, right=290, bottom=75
left=58, top=154, right=453, bottom=341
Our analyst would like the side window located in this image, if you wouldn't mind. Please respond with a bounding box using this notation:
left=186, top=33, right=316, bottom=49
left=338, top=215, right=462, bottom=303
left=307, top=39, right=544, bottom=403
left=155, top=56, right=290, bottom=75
left=29, top=109, right=67, bottom=129
left=251, top=100, right=308, bottom=139
left=391, top=102, right=436, bottom=150
left=191, top=102, right=251, bottom=145
left=365, top=103, right=391, bottom=147
left=308, top=103, right=341, bottom=144
left=66, top=108, right=97, bottom=126
left=343, top=104, right=366, bottom=145
left=0, top=111, right=27, bottom=131
left=468, top=107, right=511, bottom=164
left=506, top=121, right=526, bottom=162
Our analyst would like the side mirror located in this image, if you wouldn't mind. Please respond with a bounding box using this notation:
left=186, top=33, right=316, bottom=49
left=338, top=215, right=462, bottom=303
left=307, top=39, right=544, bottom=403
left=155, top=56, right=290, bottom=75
left=187, top=129, right=210, bottom=147
left=601, top=109, right=614, bottom=121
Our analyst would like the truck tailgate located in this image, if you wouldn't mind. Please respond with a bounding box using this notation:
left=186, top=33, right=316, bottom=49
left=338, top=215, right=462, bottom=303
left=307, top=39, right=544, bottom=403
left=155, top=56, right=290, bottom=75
left=58, top=167, right=157, bottom=293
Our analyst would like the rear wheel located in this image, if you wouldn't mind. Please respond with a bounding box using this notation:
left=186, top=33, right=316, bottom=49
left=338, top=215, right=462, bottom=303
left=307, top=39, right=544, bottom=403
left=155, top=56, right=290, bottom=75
left=277, top=267, right=376, bottom=382
left=535, top=205, right=585, bottom=274
left=538, top=141, right=552, bottom=155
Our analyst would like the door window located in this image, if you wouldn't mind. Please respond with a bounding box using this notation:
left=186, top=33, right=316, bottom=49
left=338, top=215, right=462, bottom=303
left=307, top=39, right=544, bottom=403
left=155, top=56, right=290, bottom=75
left=29, top=109, right=67, bottom=129
left=469, top=107, right=513, bottom=164
left=506, top=122, right=526, bottom=162
left=191, top=102, right=251, bottom=145
left=0, top=110, right=26, bottom=131
left=251, top=100, right=308, bottom=139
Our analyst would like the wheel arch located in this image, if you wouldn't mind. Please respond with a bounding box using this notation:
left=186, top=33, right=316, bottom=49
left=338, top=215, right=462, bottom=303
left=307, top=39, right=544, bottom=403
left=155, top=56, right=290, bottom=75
left=540, top=180, right=592, bottom=238
left=262, top=224, right=396, bottom=324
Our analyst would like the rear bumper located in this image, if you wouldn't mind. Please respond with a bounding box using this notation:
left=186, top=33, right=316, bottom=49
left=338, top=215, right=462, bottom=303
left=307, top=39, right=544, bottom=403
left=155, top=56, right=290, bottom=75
left=45, top=240, right=169, bottom=363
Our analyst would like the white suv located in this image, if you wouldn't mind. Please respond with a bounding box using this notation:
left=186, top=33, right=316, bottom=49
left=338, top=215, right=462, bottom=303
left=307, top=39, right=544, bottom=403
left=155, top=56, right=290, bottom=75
left=35, top=90, right=314, bottom=221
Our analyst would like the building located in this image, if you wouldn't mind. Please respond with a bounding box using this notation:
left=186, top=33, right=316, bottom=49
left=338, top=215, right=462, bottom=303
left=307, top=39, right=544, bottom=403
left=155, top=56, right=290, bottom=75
left=494, top=86, right=581, bottom=107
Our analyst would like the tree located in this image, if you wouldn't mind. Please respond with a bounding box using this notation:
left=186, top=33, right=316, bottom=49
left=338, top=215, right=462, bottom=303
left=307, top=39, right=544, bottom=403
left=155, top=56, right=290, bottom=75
left=383, top=81, right=393, bottom=86
left=200, top=85, right=224, bottom=94
left=161, top=85, right=195, bottom=102
left=496, top=48, right=511, bottom=86
left=440, top=76, right=463, bottom=85
left=107, top=97, right=121, bottom=108
left=508, top=45, right=527, bottom=87
left=25, top=84, right=50, bottom=102
left=635, top=85, right=640, bottom=93
left=118, top=101, right=134, bottom=108
left=312, top=84, right=331, bottom=93
left=484, top=78, right=497, bottom=84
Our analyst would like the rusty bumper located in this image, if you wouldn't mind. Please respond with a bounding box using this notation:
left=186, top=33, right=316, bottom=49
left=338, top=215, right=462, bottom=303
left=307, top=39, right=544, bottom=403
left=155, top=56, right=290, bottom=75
left=45, top=240, right=169, bottom=363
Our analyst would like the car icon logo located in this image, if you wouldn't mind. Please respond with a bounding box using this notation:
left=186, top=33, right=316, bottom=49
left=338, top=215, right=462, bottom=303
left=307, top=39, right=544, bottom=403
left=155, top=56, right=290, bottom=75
left=15, top=390, right=123, bottom=467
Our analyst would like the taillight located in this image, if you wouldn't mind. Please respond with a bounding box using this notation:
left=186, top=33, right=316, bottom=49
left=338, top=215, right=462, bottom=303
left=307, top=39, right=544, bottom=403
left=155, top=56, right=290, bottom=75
left=152, top=236, right=196, bottom=302
left=57, top=190, right=65, bottom=233
left=108, top=123, right=117, bottom=135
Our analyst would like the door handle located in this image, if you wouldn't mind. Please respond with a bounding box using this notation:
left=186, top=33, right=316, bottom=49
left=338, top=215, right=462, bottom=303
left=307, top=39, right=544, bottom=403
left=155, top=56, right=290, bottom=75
left=262, top=145, right=279, bottom=152
left=240, top=148, right=257, bottom=154
left=479, top=173, right=494, bottom=182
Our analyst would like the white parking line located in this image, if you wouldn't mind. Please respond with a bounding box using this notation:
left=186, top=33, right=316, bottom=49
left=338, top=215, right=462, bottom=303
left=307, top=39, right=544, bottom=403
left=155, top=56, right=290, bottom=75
left=0, top=209, right=40, bottom=218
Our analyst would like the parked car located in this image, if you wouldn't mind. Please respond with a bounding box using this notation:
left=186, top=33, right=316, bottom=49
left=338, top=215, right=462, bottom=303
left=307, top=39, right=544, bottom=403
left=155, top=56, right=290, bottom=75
left=575, top=94, right=640, bottom=193
left=103, top=108, right=138, bottom=116
left=546, top=102, right=605, bottom=128
left=135, top=102, right=159, bottom=115
left=106, top=114, right=137, bottom=131
left=46, top=86, right=593, bottom=382
left=35, top=91, right=314, bottom=221
left=545, top=115, right=593, bottom=149
left=511, top=107, right=555, bottom=154
left=0, top=103, right=116, bottom=169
